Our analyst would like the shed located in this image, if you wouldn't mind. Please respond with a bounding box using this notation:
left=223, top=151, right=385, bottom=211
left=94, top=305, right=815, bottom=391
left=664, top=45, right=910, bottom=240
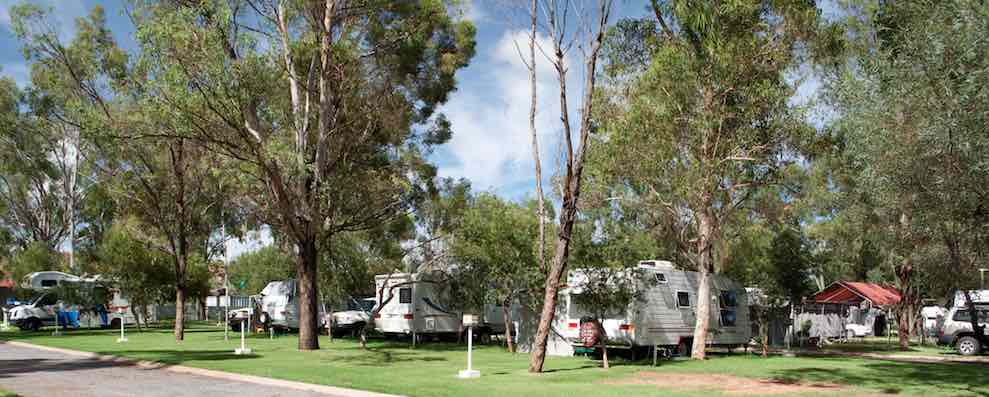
left=812, top=281, right=901, bottom=307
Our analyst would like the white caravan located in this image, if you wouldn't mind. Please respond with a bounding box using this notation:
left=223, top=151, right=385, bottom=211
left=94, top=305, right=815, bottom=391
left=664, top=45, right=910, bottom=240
left=372, top=271, right=520, bottom=340
left=373, top=271, right=461, bottom=339
left=556, top=260, right=751, bottom=355
left=8, top=271, right=136, bottom=331
left=228, top=279, right=327, bottom=331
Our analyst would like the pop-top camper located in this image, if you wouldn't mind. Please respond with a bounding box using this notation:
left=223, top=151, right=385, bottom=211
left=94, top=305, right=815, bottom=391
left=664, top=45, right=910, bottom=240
left=556, top=260, right=751, bottom=356
left=8, top=271, right=135, bottom=331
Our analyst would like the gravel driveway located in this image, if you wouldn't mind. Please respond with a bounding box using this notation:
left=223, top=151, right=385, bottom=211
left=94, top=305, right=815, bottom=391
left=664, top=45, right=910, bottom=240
left=0, top=342, right=328, bottom=397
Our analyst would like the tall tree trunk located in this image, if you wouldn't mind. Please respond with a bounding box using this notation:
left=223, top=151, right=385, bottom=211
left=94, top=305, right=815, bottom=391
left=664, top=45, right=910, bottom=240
left=503, top=302, right=514, bottom=353
left=527, top=0, right=545, bottom=273
left=528, top=202, right=578, bottom=373
left=174, top=284, right=185, bottom=341
left=895, top=257, right=913, bottom=350
left=296, top=238, right=320, bottom=350
left=691, top=209, right=715, bottom=360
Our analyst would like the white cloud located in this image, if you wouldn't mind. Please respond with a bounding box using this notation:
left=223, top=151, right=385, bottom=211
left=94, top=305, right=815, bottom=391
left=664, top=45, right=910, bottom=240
left=437, top=29, right=583, bottom=194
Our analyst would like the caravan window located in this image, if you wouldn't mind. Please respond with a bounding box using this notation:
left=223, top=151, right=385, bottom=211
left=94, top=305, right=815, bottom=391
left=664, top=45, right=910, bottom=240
left=399, top=288, right=412, bottom=304
left=41, top=279, right=58, bottom=287
left=719, top=291, right=738, bottom=307
left=676, top=291, right=691, bottom=308
left=654, top=273, right=667, bottom=285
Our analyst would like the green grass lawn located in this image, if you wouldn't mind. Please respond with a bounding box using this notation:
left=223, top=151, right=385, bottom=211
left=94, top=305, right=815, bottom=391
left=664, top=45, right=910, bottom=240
left=2, top=323, right=986, bottom=397
left=0, top=389, right=18, bottom=397
left=819, top=336, right=956, bottom=356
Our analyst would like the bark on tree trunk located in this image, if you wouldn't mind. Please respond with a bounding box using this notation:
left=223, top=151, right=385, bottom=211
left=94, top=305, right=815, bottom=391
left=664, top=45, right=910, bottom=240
left=296, top=239, right=320, bottom=350
left=600, top=339, right=609, bottom=369
left=174, top=286, right=185, bottom=341
left=528, top=0, right=545, bottom=273
left=503, top=303, right=514, bottom=353
left=691, top=209, right=715, bottom=360
left=528, top=204, right=578, bottom=373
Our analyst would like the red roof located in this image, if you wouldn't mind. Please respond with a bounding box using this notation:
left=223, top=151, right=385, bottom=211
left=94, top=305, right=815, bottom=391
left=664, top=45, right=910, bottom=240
left=812, top=281, right=901, bottom=306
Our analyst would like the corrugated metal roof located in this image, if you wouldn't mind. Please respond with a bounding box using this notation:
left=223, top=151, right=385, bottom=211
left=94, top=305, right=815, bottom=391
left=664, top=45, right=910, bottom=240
left=812, top=281, right=901, bottom=306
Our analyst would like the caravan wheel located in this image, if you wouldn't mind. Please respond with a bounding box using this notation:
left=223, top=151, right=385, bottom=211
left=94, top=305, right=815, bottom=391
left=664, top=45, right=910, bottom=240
left=677, top=339, right=693, bottom=357
left=110, top=318, right=121, bottom=330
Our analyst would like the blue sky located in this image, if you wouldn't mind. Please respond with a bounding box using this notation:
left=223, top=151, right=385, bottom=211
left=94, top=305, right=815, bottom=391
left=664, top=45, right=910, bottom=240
left=1, top=1, right=828, bottom=259
left=0, top=0, right=650, bottom=257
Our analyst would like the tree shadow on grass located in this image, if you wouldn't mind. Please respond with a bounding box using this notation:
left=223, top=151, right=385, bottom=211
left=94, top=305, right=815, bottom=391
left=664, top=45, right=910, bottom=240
left=770, top=360, right=989, bottom=396
left=327, top=346, right=449, bottom=367
left=92, top=349, right=259, bottom=365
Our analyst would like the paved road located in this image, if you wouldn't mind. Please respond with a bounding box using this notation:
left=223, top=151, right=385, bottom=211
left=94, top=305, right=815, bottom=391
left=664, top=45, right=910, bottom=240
left=0, top=343, right=326, bottom=397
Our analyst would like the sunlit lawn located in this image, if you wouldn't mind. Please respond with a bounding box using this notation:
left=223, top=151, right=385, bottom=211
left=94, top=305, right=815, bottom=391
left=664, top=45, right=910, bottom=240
left=2, top=322, right=986, bottom=397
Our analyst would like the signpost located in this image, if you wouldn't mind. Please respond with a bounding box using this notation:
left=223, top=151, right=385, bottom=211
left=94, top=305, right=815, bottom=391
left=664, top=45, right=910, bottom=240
left=457, top=313, right=480, bottom=379
left=234, top=310, right=252, bottom=355
left=51, top=303, right=62, bottom=336
left=116, top=306, right=128, bottom=343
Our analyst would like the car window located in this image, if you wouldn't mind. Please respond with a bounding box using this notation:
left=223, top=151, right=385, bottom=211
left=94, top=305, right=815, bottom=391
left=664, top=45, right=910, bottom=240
left=952, top=310, right=989, bottom=322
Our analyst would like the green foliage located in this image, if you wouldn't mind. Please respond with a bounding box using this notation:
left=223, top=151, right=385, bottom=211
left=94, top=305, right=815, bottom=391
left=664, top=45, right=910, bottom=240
left=6, top=241, right=63, bottom=284
left=96, top=219, right=174, bottom=311
left=228, top=246, right=295, bottom=295
left=449, top=193, right=543, bottom=311
left=767, top=228, right=813, bottom=303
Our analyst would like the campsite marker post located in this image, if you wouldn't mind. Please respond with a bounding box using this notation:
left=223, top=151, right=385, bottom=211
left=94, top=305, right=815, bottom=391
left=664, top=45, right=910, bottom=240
left=116, top=307, right=128, bottom=343
left=52, top=303, right=62, bottom=336
left=234, top=311, right=252, bottom=355
left=458, top=314, right=480, bottom=379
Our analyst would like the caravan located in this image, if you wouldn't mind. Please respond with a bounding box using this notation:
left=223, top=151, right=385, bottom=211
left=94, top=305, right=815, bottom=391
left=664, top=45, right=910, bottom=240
left=372, top=271, right=517, bottom=341
left=7, top=271, right=136, bottom=331
left=373, top=271, right=461, bottom=339
left=556, top=260, right=751, bottom=356
left=228, top=279, right=328, bottom=331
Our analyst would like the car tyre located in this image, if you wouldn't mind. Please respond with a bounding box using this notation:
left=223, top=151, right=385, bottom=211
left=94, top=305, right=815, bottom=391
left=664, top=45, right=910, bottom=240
left=956, top=336, right=981, bottom=356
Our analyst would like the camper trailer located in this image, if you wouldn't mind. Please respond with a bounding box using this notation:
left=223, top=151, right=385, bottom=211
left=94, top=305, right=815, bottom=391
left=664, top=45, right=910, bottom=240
left=372, top=271, right=518, bottom=341
left=373, top=271, right=461, bottom=339
left=8, top=271, right=136, bottom=331
left=556, top=260, right=751, bottom=356
left=228, top=279, right=329, bottom=331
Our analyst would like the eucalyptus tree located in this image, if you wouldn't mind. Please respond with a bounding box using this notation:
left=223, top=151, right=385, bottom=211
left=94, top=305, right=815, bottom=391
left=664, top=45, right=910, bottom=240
left=450, top=193, right=544, bottom=352
left=589, top=1, right=832, bottom=359
left=526, top=0, right=613, bottom=373
left=10, top=5, right=238, bottom=341
left=0, top=76, right=83, bottom=257
left=825, top=0, right=989, bottom=348
left=123, top=0, right=475, bottom=349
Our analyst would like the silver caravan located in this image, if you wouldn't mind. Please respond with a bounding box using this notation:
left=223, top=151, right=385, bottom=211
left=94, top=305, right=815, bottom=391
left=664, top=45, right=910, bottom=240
left=557, top=260, right=751, bottom=355
left=373, top=271, right=461, bottom=338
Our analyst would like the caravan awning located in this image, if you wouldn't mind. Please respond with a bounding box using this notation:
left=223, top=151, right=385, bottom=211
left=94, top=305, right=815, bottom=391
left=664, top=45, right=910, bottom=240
left=812, top=281, right=901, bottom=306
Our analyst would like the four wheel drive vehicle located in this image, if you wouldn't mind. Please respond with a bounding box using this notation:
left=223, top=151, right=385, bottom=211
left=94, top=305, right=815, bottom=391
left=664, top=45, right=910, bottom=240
left=228, top=279, right=326, bottom=332
left=328, top=297, right=375, bottom=337
left=937, top=304, right=989, bottom=356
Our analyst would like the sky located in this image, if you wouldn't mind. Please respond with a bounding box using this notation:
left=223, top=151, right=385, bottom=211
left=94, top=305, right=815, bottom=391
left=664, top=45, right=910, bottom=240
left=0, top=1, right=826, bottom=259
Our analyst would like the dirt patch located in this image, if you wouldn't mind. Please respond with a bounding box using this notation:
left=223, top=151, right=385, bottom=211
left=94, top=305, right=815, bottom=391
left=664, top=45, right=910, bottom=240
left=605, top=372, right=851, bottom=395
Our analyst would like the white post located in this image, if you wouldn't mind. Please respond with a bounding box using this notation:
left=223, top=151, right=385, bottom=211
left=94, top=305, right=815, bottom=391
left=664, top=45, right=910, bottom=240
left=235, top=316, right=252, bottom=355
left=467, top=326, right=473, bottom=371
left=117, top=308, right=128, bottom=342
left=457, top=314, right=480, bottom=379
left=52, top=304, right=61, bottom=336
